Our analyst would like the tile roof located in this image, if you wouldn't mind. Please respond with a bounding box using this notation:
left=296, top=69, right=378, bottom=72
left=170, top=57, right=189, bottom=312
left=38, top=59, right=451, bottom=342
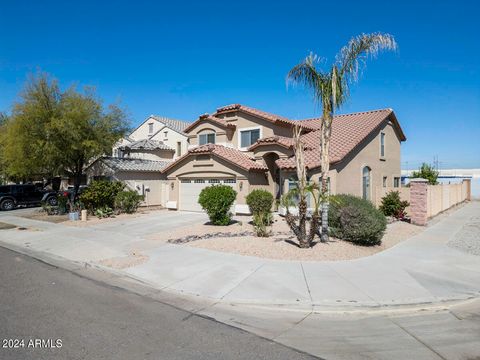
left=183, top=114, right=236, bottom=133
left=150, top=116, right=191, bottom=134
left=214, top=104, right=321, bottom=131
left=248, top=135, right=295, bottom=150
left=162, top=144, right=267, bottom=173
left=100, top=157, right=172, bottom=172
left=120, top=139, right=174, bottom=151
left=275, top=109, right=401, bottom=170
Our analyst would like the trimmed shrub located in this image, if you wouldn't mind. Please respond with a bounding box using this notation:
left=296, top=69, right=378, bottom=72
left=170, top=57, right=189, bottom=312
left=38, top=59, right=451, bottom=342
left=245, top=189, right=274, bottom=215
left=94, top=206, right=113, bottom=219
left=380, top=191, right=409, bottom=219
left=115, top=190, right=144, bottom=214
left=329, top=194, right=386, bottom=246
left=246, top=189, right=274, bottom=237
left=198, top=185, right=237, bottom=225
left=79, top=180, right=125, bottom=213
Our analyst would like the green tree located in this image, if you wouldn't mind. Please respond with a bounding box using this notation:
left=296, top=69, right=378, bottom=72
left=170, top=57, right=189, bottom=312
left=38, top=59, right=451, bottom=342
left=287, top=33, right=397, bottom=243
left=411, top=163, right=439, bottom=185
left=3, top=73, right=130, bottom=198
left=0, top=112, right=9, bottom=184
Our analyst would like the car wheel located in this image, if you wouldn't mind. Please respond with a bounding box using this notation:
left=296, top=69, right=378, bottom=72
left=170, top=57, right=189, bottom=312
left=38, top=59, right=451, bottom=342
left=0, top=199, right=15, bottom=211
left=47, top=196, right=58, bottom=206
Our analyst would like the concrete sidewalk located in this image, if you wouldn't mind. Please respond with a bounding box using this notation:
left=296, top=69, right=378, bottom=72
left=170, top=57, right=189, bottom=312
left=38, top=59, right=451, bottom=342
left=0, top=203, right=479, bottom=310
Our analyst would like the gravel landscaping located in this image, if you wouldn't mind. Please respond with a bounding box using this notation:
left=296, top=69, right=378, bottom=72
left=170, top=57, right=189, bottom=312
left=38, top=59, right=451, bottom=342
left=447, top=215, right=480, bottom=256
left=162, top=214, right=424, bottom=261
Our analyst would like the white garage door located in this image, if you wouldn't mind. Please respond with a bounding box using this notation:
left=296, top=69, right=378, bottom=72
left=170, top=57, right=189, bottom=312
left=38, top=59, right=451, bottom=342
left=179, top=179, right=236, bottom=212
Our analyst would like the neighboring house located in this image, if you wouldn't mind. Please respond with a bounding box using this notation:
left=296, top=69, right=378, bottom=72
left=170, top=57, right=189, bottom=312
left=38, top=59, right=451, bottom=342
left=86, top=115, right=190, bottom=206
left=162, top=104, right=406, bottom=213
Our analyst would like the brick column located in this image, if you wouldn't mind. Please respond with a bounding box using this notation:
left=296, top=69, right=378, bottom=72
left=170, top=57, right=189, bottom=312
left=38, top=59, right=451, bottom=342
left=410, top=178, right=429, bottom=226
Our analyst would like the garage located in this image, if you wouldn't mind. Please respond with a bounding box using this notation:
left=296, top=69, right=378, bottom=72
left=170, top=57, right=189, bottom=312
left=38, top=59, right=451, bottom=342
left=179, top=178, right=236, bottom=212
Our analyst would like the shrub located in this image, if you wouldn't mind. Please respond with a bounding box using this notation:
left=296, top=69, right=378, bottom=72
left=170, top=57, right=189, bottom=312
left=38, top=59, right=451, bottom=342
left=57, top=193, right=69, bottom=214
left=114, top=190, right=144, bottom=214
left=380, top=191, right=409, bottom=219
left=94, top=206, right=113, bottom=218
left=252, top=212, right=273, bottom=237
left=411, top=163, right=438, bottom=185
left=329, top=194, right=386, bottom=246
left=246, top=189, right=274, bottom=237
left=246, top=189, right=274, bottom=215
left=198, top=185, right=237, bottom=225
left=79, top=180, right=125, bottom=213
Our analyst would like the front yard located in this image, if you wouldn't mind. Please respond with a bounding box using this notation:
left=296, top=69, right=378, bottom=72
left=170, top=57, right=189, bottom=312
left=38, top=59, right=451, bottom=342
left=162, top=214, right=424, bottom=261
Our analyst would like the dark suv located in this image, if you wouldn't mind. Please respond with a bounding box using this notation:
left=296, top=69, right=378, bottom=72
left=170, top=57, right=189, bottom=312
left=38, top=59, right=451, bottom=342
left=0, top=184, right=58, bottom=211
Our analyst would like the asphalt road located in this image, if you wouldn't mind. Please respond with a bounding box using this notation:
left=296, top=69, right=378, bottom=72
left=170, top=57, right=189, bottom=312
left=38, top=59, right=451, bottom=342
left=0, top=247, right=316, bottom=360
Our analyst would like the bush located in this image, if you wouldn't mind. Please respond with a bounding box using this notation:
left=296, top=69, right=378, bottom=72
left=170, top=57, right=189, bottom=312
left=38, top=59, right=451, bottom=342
left=115, top=190, right=144, bottom=214
left=79, top=180, right=125, bottom=213
left=246, top=189, right=274, bottom=237
left=198, top=185, right=237, bottom=225
left=411, top=163, right=438, bottom=185
left=329, top=194, right=386, bottom=246
left=380, top=191, right=409, bottom=219
left=246, top=189, right=274, bottom=215
left=94, top=206, right=113, bottom=218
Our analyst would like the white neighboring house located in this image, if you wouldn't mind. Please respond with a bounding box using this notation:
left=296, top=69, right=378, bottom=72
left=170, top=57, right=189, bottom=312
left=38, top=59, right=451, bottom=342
left=86, top=115, right=191, bottom=206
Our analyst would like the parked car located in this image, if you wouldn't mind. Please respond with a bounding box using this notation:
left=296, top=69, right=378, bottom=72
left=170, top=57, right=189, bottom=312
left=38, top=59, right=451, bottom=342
left=0, top=184, right=58, bottom=211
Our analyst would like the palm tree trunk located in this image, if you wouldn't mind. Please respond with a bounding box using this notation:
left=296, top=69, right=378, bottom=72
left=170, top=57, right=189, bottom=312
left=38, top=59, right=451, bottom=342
left=320, top=116, right=332, bottom=243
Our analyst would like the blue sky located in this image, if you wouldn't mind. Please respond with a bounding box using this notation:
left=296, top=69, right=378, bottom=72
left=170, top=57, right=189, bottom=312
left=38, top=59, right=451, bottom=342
left=1, top=0, right=479, bottom=169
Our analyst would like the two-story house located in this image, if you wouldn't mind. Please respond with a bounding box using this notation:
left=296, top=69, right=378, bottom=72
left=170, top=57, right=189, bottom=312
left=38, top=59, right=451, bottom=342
left=86, top=115, right=190, bottom=206
left=162, top=104, right=406, bottom=213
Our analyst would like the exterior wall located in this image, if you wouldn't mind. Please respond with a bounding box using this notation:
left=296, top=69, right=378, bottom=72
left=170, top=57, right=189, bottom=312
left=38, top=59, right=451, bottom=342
left=187, top=121, right=233, bottom=148
left=187, top=112, right=293, bottom=151
left=426, top=180, right=470, bottom=218
left=129, top=116, right=160, bottom=140
left=115, top=172, right=168, bottom=207
left=333, top=120, right=401, bottom=204
left=149, top=126, right=189, bottom=158
left=165, top=154, right=268, bottom=210
left=375, top=186, right=411, bottom=214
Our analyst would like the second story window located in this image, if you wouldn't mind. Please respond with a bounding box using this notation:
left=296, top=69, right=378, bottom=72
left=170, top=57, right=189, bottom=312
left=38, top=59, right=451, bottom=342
left=148, top=123, right=154, bottom=134
left=176, top=141, right=182, bottom=156
left=199, top=133, right=215, bottom=145
left=380, top=132, right=385, bottom=158
left=240, top=128, right=260, bottom=148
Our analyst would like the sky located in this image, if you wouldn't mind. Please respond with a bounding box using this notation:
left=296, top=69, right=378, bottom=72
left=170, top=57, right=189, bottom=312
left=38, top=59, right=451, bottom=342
left=1, top=0, right=479, bottom=169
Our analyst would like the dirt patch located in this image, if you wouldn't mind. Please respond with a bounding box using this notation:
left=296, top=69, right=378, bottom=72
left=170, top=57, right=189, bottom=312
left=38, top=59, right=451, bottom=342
left=97, top=252, right=149, bottom=269
left=18, top=210, right=68, bottom=224
left=0, top=222, right=16, bottom=230
left=165, top=215, right=424, bottom=261
left=64, top=209, right=168, bottom=227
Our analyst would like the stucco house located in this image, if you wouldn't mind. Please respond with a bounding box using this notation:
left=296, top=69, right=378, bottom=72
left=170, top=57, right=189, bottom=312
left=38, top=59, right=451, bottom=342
left=86, top=115, right=190, bottom=206
left=162, top=104, right=406, bottom=213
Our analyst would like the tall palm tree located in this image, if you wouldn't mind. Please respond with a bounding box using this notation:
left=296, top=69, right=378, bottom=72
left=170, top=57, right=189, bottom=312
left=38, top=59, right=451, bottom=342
left=287, top=33, right=397, bottom=243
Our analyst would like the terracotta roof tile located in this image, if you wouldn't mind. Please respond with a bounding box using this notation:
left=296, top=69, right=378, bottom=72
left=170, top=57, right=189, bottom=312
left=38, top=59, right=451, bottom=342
left=248, top=135, right=295, bottom=150
left=163, top=144, right=267, bottom=173
left=183, top=114, right=236, bottom=133
left=276, top=109, right=399, bottom=170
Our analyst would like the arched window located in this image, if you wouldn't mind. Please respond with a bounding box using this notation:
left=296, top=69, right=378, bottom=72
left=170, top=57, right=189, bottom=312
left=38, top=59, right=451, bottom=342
left=362, top=166, right=371, bottom=200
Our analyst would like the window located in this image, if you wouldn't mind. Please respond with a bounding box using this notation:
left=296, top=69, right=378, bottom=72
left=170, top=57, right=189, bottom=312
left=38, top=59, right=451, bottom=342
left=383, top=176, right=387, bottom=187
left=223, top=179, right=236, bottom=184
left=240, top=128, right=260, bottom=148
left=199, top=133, right=215, bottom=145
left=208, top=179, right=220, bottom=184
left=194, top=179, right=205, bottom=184
left=181, top=179, right=191, bottom=183
left=176, top=142, right=182, bottom=156
left=380, top=132, right=385, bottom=157
left=148, top=123, right=154, bottom=134
left=164, top=131, right=168, bottom=139
left=394, top=177, right=400, bottom=188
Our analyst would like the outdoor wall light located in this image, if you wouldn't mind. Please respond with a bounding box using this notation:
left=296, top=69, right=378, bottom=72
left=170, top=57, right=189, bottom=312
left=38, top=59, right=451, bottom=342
left=239, top=181, right=243, bottom=191
left=170, top=182, right=174, bottom=190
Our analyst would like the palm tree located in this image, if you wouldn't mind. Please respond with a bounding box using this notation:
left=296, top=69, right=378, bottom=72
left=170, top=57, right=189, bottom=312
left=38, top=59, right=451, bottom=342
left=287, top=33, right=397, bottom=243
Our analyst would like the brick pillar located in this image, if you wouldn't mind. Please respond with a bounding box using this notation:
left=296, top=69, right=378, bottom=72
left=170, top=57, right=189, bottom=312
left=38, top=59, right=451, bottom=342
left=410, top=178, right=429, bottom=226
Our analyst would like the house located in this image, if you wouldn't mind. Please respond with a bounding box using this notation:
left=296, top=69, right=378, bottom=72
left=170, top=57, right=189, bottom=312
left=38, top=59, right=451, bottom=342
left=162, top=104, right=406, bottom=213
left=86, top=115, right=190, bottom=206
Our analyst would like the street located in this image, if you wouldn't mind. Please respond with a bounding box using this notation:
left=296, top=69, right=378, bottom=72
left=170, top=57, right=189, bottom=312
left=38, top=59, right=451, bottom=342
left=0, top=246, right=316, bottom=360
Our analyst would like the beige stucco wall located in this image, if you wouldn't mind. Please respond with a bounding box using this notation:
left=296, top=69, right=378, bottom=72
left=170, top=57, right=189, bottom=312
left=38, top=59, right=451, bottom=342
left=115, top=172, right=168, bottom=206
left=427, top=181, right=469, bottom=218
left=129, top=116, right=160, bottom=140
left=150, top=126, right=189, bottom=158
left=187, top=112, right=293, bottom=151
left=165, top=154, right=268, bottom=207
left=123, top=149, right=174, bottom=161
left=332, top=120, right=402, bottom=204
